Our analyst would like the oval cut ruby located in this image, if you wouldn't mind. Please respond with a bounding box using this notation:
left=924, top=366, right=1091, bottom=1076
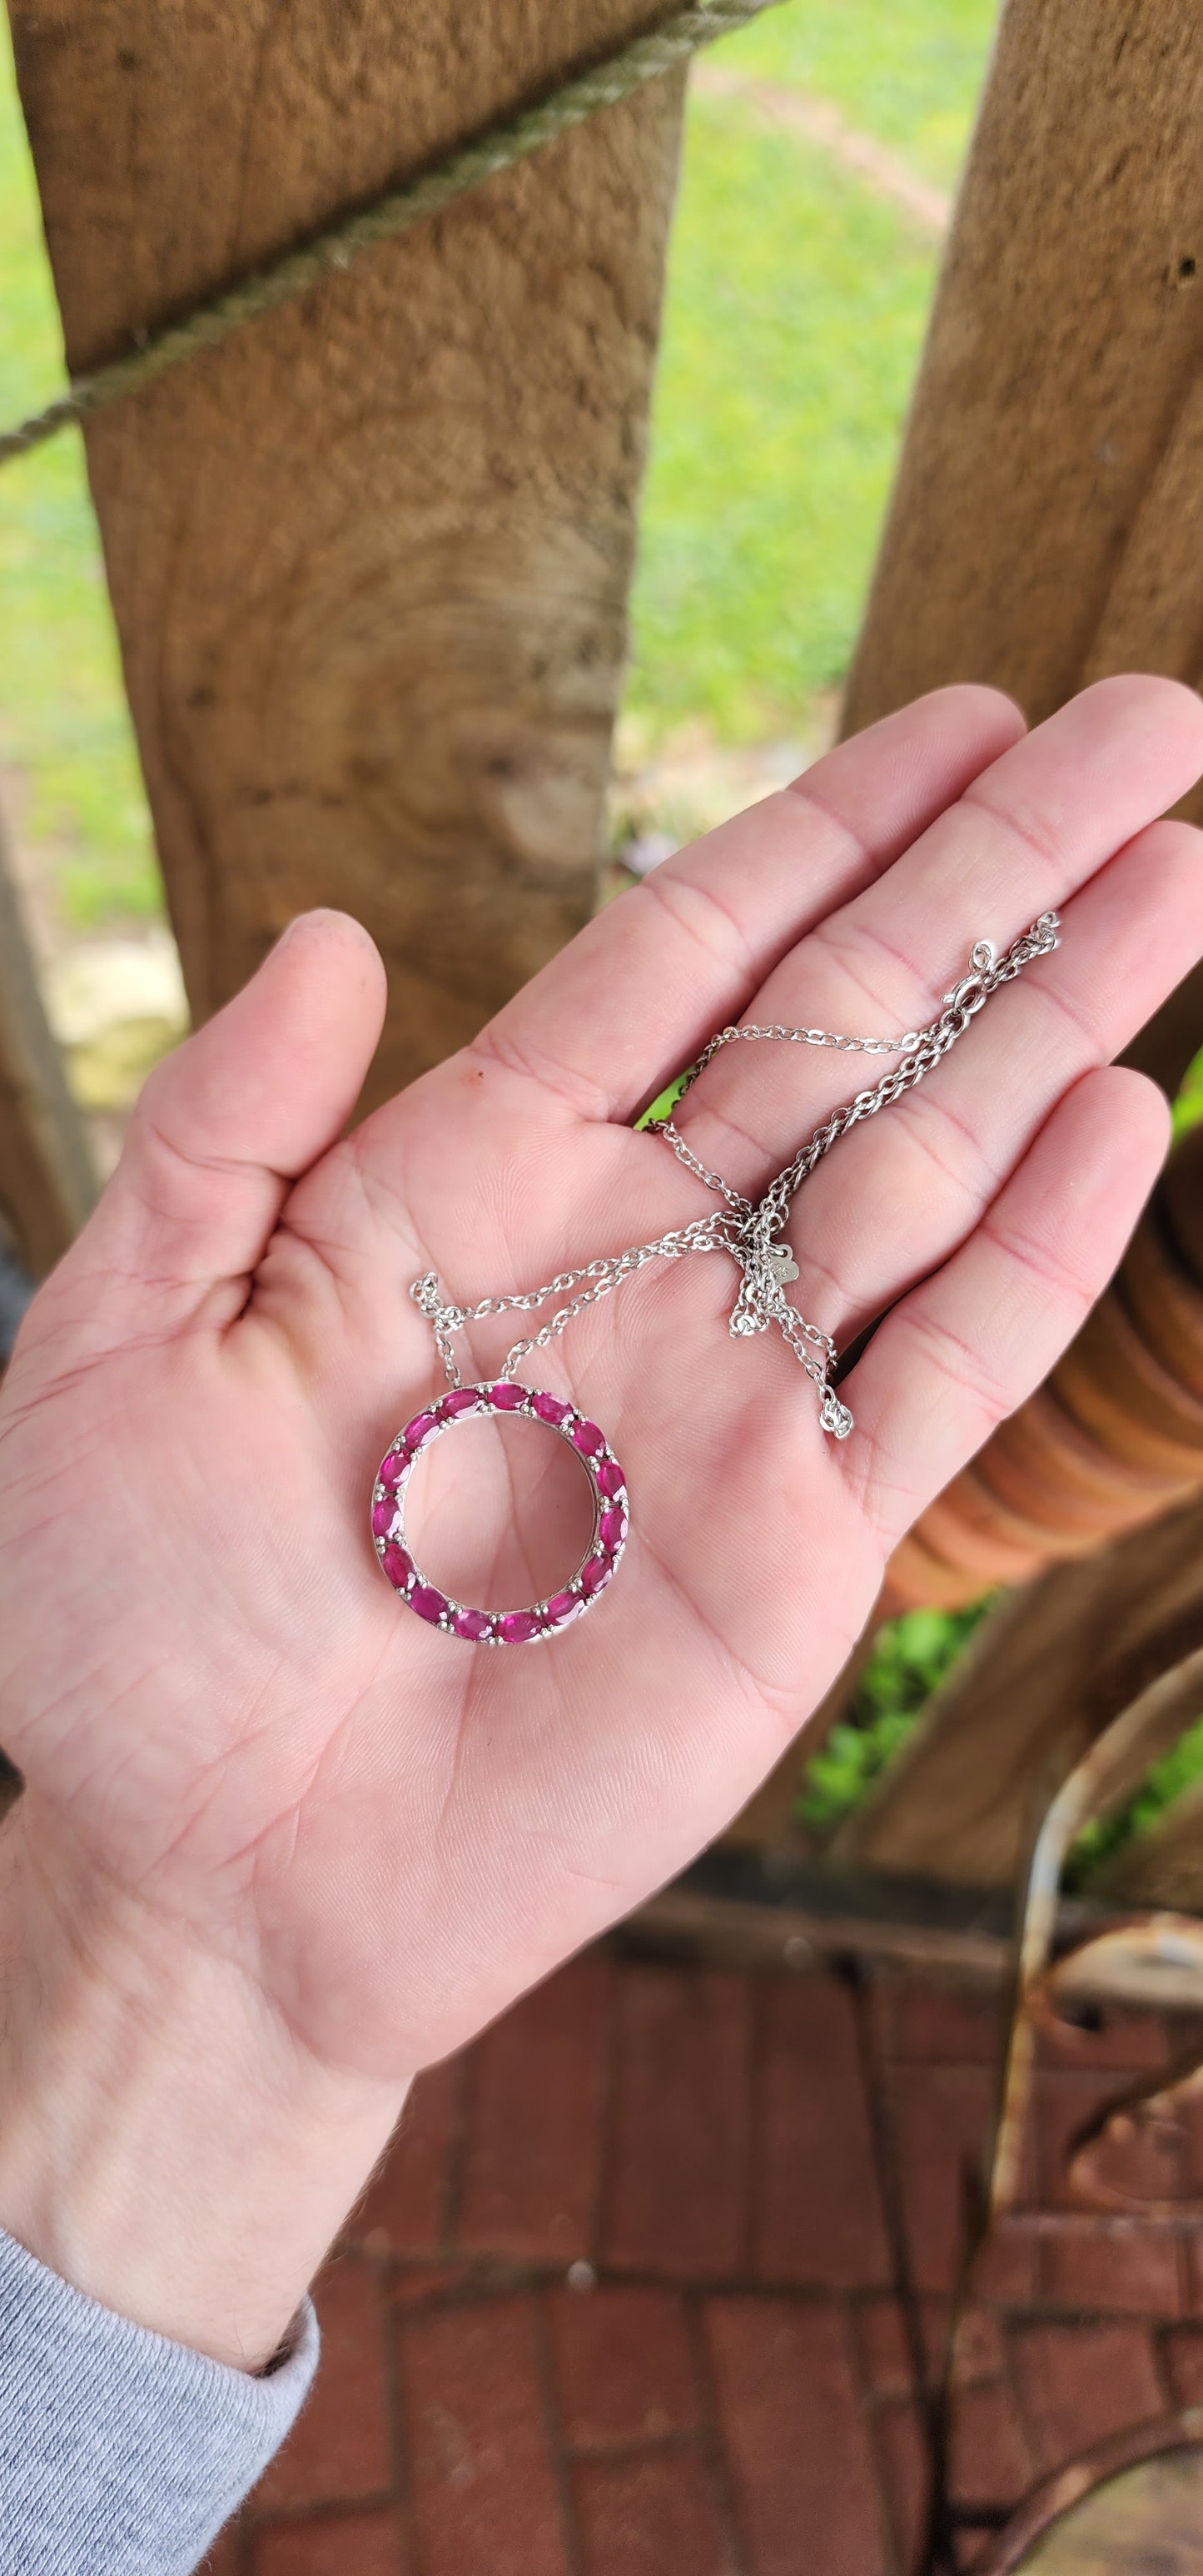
left=405, top=1411, right=437, bottom=1449
left=498, top=1609, right=544, bottom=1643
left=599, top=1507, right=627, bottom=1550
left=532, top=1391, right=572, bottom=1426
left=371, top=1499, right=396, bottom=1539
left=410, top=1584, right=448, bottom=1624
left=597, top=1460, right=625, bottom=1499
left=440, top=1387, right=481, bottom=1418
left=572, top=1420, right=604, bottom=1456
left=488, top=1382, right=527, bottom=1410
left=379, top=1451, right=405, bottom=1487
left=579, top=1554, right=611, bottom=1596
left=452, top=1607, right=494, bottom=1640
left=381, top=1542, right=414, bottom=1589
left=545, top=1590, right=579, bottom=1624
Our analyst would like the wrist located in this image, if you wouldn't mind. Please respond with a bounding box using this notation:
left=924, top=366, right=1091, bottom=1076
left=0, top=1805, right=409, bottom=2371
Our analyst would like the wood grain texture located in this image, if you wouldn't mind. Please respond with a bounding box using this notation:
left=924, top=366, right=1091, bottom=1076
left=839, top=1494, right=1203, bottom=1887
left=9, top=2, right=687, bottom=1102
left=1103, top=1772, right=1203, bottom=1907
left=841, top=0, right=1203, bottom=1094
left=0, top=815, right=97, bottom=1276
left=979, top=2435, right=1203, bottom=2575
left=886, top=1132, right=1203, bottom=1624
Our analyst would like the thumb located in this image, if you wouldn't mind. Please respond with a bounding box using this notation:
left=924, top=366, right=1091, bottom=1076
left=37, top=910, right=386, bottom=1346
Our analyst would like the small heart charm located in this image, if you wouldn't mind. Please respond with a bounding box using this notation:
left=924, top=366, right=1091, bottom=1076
left=767, top=1241, right=800, bottom=1285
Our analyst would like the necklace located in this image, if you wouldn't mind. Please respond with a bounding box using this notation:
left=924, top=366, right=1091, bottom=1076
left=372, top=912, right=1060, bottom=1644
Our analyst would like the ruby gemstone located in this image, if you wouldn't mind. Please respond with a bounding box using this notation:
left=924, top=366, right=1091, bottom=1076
left=381, top=1542, right=414, bottom=1589
left=440, top=1388, right=480, bottom=1418
left=488, top=1382, right=527, bottom=1411
left=405, top=1412, right=438, bottom=1449
left=545, top=1590, right=579, bottom=1625
left=532, top=1391, right=572, bottom=1426
left=580, top=1554, right=612, bottom=1596
left=379, top=1451, right=405, bottom=1487
left=597, top=1460, right=625, bottom=1499
left=599, top=1507, right=627, bottom=1550
left=572, top=1419, right=604, bottom=1457
left=498, top=1609, right=544, bottom=1644
left=411, top=1584, right=449, bottom=1624
left=452, top=1607, right=494, bottom=1641
left=371, top=1499, right=396, bottom=1538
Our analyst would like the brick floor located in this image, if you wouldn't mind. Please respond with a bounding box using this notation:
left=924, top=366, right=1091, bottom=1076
left=218, top=1954, right=1203, bottom=2574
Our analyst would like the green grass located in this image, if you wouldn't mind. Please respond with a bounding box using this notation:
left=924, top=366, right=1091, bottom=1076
left=716, top=0, right=998, bottom=189
left=0, top=2, right=1000, bottom=916
left=625, top=96, right=944, bottom=745
left=0, top=22, right=158, bottom=923
left=1066, top=1717, right=1203, bottom=1892
left=801, top=1604, right=1203, bottom=1887
left=799, top=1601, right=991, bottom=1834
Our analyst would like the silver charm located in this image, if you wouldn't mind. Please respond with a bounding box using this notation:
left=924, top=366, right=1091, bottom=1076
left=385, top=917, right=1061, bottom=1635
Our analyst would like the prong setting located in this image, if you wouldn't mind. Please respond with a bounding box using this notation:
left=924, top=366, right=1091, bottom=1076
left=371, top=1382, right=629, bottom=1643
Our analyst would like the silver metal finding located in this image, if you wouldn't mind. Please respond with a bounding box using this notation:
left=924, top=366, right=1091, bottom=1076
left=411, top=914, right=1061, bottom=1439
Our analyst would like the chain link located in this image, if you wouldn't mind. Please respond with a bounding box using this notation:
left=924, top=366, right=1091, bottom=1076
left=410, top=913, right=1061, bottom=1431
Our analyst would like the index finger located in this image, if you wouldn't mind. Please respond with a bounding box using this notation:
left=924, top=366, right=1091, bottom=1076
left=469, top=687, right=1024, bottom=1125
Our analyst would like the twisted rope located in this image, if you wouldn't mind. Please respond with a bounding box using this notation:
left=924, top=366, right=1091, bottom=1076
left=0, top=0, right=782, bottom=469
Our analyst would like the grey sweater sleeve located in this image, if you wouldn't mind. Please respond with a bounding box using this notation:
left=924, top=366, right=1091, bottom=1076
left=0, top=2226, right=319, bottom=2574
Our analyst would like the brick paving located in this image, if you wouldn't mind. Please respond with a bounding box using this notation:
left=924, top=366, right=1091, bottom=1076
left=208, top=1952, right=1203, bottom=2575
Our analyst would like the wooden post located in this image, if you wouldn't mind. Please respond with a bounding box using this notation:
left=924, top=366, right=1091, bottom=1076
left=842, top=0, right=1203, bottom=1092
left=9, top=2, right=688, bottom=1105
left=1102, top=1770, right=1203, bottom=1907
left=0, top=816, right=97, bottom=1277
left=837, top=1494, right=1203, bottom=1887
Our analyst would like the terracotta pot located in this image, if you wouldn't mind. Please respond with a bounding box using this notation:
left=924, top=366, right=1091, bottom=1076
left=1053, top=1288, right=1203, bottom=1476
left=881, top=1529, right=988, bottom=1614
left=977, top=1382, right=1193, bottom=1539
left=1120, top=1209, right=1203, bottom=1403
left=907, top=1470, right=1050, bottom=1588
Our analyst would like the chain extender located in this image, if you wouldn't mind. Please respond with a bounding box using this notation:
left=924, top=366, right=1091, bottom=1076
left=411, top=913, right=1061, bottom=1438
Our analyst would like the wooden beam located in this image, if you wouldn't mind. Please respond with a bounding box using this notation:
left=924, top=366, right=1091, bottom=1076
left=9, top=2, right=688, bottom=1105
left=841, top=0, right=1203, bottom=1088
left=623, top=1852, right=1203, bottom=2013
left=1103, top=1774, right=1203, bottom=1909
left=0, top=812, right=97, bottom=1276
left=838, top=1495, right=1203, bottom=1887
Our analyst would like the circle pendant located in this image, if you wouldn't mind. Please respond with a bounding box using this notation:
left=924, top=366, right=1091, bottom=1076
left=370, top=1382, right=629, bottom=1643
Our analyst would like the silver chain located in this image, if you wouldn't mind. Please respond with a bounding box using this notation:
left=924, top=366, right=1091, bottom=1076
left=411, top=913, right=1061, bottom=1439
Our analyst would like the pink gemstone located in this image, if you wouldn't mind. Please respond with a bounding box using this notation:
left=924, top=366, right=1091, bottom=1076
left=410, top=1584, right=448, bottom=1624
left=572, top=1419, right=604, bottom=1457
left=379, top=1451, right=405, bottom=1487
left=440, top=1388, right=480, bottom=1418
left=532, top=1391, right=572, bottom=1426
left=597, top=1460, right=625, bottom=1499
left=452, top=1607, right=494, bottom=1641
left=371, top=1499, right=396, bottom=1538
left=405, top=1411, right=438, bottom=1449
left=488, top=1382, right=527, bottom=1410
left=381, top=1542, right=413, bottom=1589
left=498, top=1609, right=544, bottom=1644
left=579, top=1553, right=612, bottom=1596
left=599, top=1507, right=627, bottom=1550
left=545, top=1590, right=579, bottom=1625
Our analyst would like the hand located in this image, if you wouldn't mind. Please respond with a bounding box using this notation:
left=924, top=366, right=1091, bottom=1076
left=1, top=674, right=1201, bottom=2366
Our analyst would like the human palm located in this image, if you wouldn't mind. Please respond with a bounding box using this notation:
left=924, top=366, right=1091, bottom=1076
left=2, top=676, right=1202, bottom=2090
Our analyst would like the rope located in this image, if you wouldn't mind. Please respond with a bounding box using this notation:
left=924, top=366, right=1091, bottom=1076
left=0, top=0, right=782, bottom=469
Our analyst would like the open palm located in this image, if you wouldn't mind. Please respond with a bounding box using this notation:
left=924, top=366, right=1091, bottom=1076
left=2, top=676, right=1202, bottom=2091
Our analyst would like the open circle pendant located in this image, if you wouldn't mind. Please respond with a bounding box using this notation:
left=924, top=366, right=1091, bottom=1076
left=370, top=1381, right=629, bottom=1643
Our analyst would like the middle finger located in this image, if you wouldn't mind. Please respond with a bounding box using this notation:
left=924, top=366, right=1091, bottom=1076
left=671, top=676, right=1203, bottom=1207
